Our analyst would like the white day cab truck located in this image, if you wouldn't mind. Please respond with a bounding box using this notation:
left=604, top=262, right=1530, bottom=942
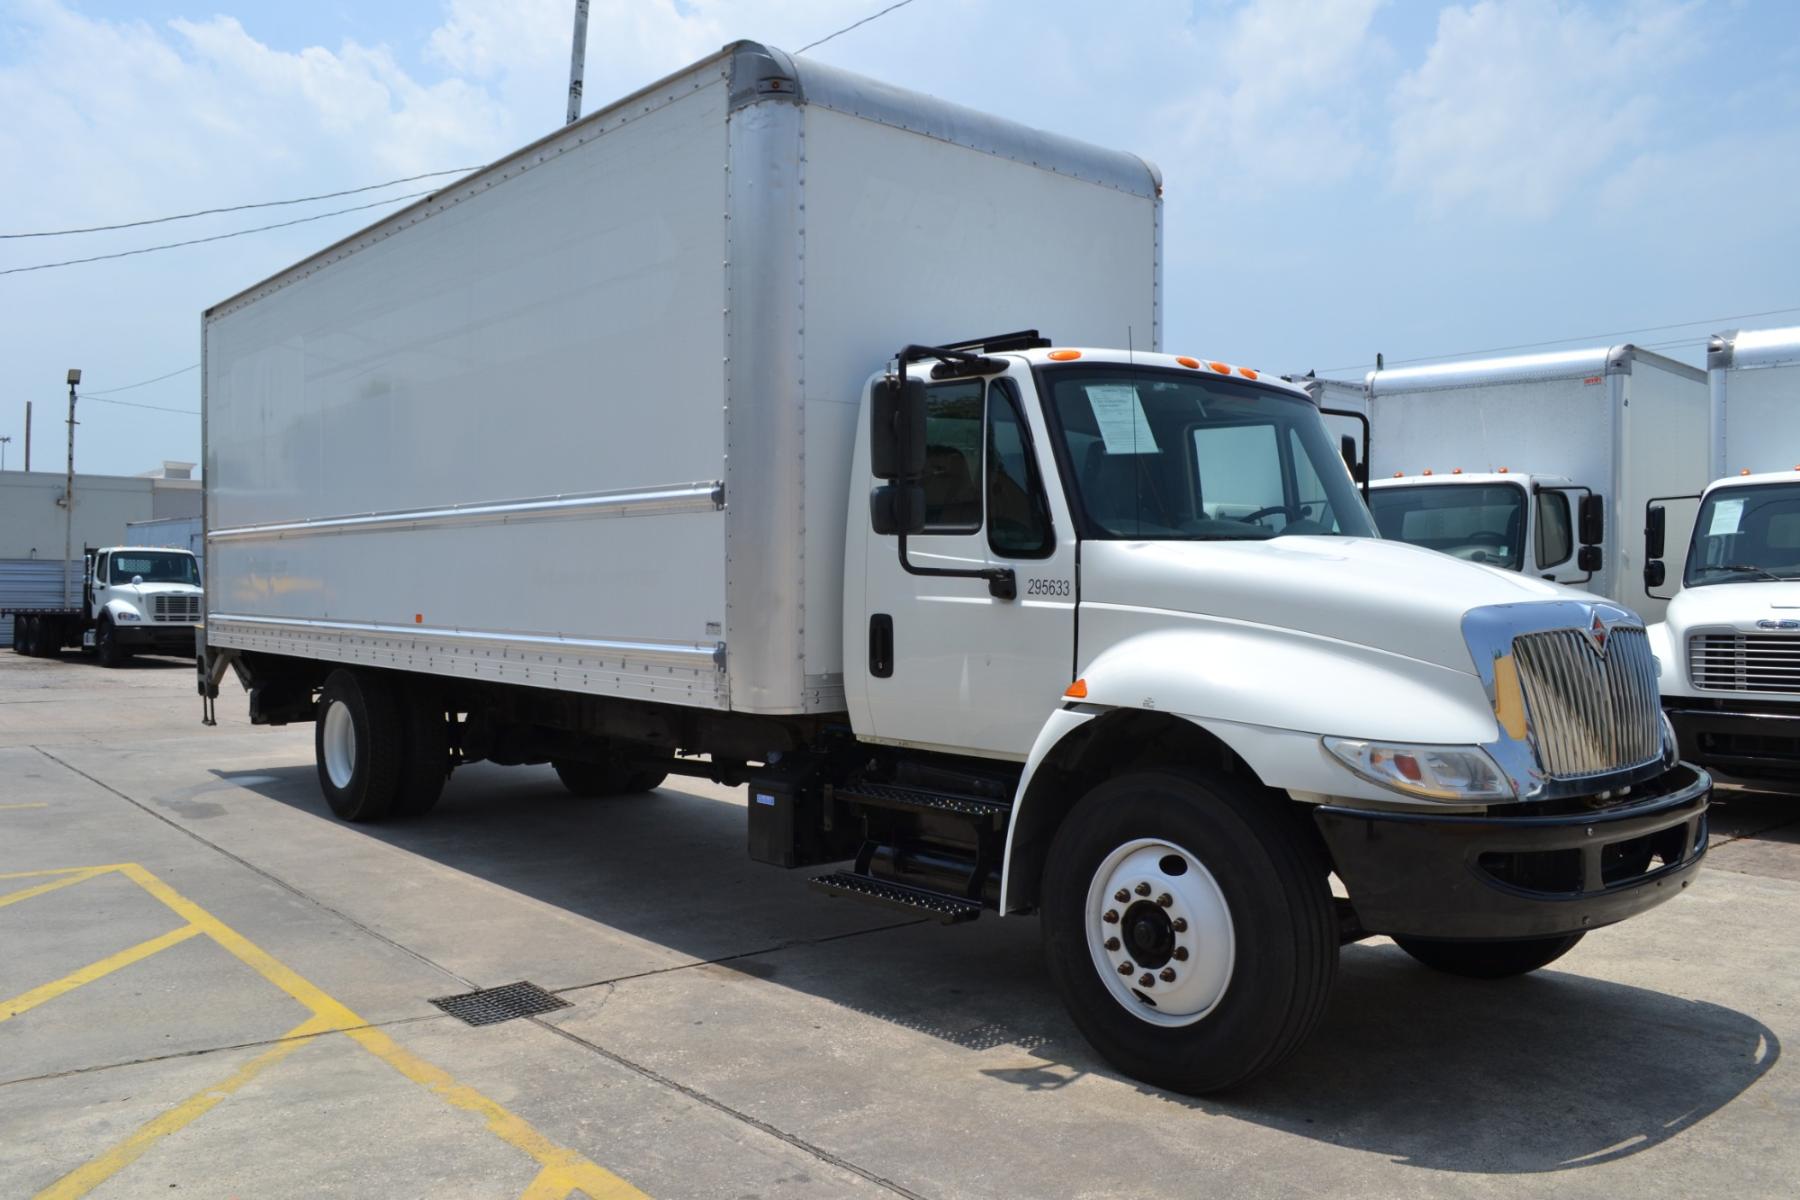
left=1357, top=345, right=1709, bottom=622
left=197, top=43, right=1710, bottom=1094
left=4, top=545, right=203, bottom=665
left=1647, top=326, right=1800, bottom=788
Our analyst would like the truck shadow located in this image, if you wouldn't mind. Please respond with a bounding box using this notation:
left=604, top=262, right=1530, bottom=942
left=224, top=762, right=1779, bottom=1174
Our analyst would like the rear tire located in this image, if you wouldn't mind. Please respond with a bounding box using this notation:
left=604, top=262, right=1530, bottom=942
left=391, top=683, right=450, bottom=818
left=1040, top=769, right=1338, bottom=1095
left=315, top=669, right=404, bottom=822
left=14, top=616, right=37, bottom=656
left=95, top=617, right=127, bottom=668
left=1393, top=932, right=1585, bottom=979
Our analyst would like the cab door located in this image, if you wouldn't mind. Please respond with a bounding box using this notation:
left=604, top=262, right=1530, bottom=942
left=1533, top=486, right=1591, bottom=587
left=860, top=370, right=1078, bottom=759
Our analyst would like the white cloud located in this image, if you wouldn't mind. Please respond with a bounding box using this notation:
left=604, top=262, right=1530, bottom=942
left=1389, top=0, right=1699, bottom=218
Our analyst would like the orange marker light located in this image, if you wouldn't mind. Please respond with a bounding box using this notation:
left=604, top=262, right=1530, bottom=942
left=1497, top=466, right=1508, bottom=473
left=1742, top=468, right=1752, bottom=475
left=1048, top=349, right=1082, bottom=361
left=1393, top=471, right=1404, bottom=478
left=1452, top=467, right=1462, bottom=474
left=1208, top=361, right=1231, bottom=374
left=414, top=613, right=423, bottom=624
left=1423, top=469, right=1434, bottom=476
left=1238, top=366, right=1259, bottom=380
left=1176, top=356, right=1200, bottom=369
left=1064, top=679, right=1088, bottom=699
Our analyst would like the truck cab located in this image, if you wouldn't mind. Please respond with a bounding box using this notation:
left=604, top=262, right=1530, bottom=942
left=82, top=545, right=204, bottom=666
left=1647, top=471, right=1800, bottom=786
left=1368, top=472, right=1602, bottom=584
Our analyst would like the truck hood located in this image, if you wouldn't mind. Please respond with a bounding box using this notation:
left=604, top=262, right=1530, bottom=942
left=1080, top=535, right=1592, bottom=675
left=1665, top=579, right=1800, bottom=633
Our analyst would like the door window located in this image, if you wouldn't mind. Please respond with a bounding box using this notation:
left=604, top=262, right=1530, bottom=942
left=921, top=381, right=983, bottom=533
left=986, top=384, right=1053, bottom=558
left=1536, top=491, right=1574, bottom=568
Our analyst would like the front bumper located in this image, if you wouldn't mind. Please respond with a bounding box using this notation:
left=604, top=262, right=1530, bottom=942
left=1665, top=699, right=1800, bottom=784
left=1315, top=763, right=1710, bottom=940
left=117, top=623, right=201, bottom=655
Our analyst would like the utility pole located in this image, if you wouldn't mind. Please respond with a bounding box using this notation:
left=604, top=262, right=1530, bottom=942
left=62, top=369, right=79, bottom=607
left=566, top=0, right=589, bottom=125
left=24, top=400, right=31, bottom=470
left=1, top=435, right=10, bottom=471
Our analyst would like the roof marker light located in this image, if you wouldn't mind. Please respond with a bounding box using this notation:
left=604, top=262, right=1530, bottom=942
left=1423, top=469, right=1433, bottom=476
left=1742, top=468, right=1752, bottom=475
left=1048, top=349, right=1081, bottom=361
left=1176, top=356, right=1200, bottom=369
left=1497, top=466, right=1508, bottom=473
left=1238, top=367, right=1259, bottom=380
left=1393, top=471, right=1404, bottom=478
left=1064, top=679, right=1088, bottom=699
left=1208, top=361, right=1231, bottom=374
left=1452, top=467, right=1462, bottom=474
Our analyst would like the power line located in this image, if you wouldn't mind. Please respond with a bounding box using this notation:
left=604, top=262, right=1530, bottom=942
left=1317, top=302, right=1800, bottom=376
left=0, top=188, right=436, bottom=277
left=86, top=395, right=199, bottom=416
left=86, top=363, right=199, bottom=397
left=797, top=0, right=919, bottom=54
left=1, top=168, right=476, bottom=239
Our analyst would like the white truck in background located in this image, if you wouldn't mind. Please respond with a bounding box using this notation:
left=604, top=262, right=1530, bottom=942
left=197, top=42, right=1709, bottom=1095
left=1361, top=345, right=1710, bottom=622
left=4, top=545, right=203, bottom=665
left=1647, top=326, right=1800, bottom=787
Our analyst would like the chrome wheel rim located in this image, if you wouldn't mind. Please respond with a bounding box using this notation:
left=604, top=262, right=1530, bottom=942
left=322, top=699, right=357, bottom=790
left=1084, top=837, right=1235, bottom=1027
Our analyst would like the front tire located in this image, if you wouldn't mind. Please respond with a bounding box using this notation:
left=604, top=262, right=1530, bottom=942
left=315, top=670, right=404, bottom=822
left=1041, top=770, right=1337, bottom=1094
left=1393, top=933, right=1585, bottom=979
left=95, top=617, right=127, bottom=668
left=14, top=615, right=37, bottom=656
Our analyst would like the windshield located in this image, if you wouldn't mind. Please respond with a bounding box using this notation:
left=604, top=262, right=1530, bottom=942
left=1040, top=366, right=1374, bottom=540
left=1685, top=483, right=1800, bottom=586
left=110, top=551, right=201, bottom=586
left=1368, top=483, right=1527, bottom=569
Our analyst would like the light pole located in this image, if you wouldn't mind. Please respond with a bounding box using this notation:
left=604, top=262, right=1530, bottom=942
left=566, top=0, right=588, bottom=125
left=0, top=435, right=10, bottom=471
left=62, top=369, right=80, bottom=607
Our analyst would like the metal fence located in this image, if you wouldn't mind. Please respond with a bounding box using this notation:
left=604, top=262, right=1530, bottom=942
left=0, top=559, right=74, bottom=648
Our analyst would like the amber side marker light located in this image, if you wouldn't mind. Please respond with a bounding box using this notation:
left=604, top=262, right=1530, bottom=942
left=1238, top=366, right=1259, bottom=380
left=1208, top=361, right=1232, bottom=374
left=1064, top=679, right=1088, bottom=699
left=1048, top=349, right=1082, bottom=361
left=1176, top=356, right=1200, bottom=369
left=1742, top=468, right=1752, bottom=475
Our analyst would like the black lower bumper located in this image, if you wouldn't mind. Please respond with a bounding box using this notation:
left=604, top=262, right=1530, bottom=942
left=1665, top=700, right=1800, bottom=784
left=1315, top=763, right=1711, bottom=940
left=117, top=624, right=200, bottom=655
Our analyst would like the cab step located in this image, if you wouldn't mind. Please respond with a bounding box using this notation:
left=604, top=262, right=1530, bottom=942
left=834, top=781, right=1011, bottom=828
left=809, top=871, right=982, bottom=923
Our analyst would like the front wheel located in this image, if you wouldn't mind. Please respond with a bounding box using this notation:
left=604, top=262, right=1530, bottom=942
left=95, top=617, right=127, bottom=668
left=1040, top=770, right=1337, bottom=1095
left=1393, top=933, right=1585, bottom=979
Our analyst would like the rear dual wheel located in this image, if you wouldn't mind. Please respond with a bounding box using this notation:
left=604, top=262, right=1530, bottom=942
left=315, top=669, right=449, bottom=822
left=1041, top=770, right=1338, bottom=1095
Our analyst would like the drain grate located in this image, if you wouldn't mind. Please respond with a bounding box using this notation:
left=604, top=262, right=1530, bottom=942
left=430, top=981, right=570, bottom=1026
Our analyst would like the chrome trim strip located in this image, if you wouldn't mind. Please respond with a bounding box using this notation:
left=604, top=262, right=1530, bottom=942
left=207, top=482, right=724, bottom=543
left=208, top=614, right=725, bottom=670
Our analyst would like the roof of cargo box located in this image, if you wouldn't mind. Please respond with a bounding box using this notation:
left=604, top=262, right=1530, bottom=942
left=1365, top=342, right=1704, bottom=397
left=1709, top=325, right=1800, bottom=371
left=205, top=41, right=1160, bottom=320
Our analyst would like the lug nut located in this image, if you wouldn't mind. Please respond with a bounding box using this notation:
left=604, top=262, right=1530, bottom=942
left=1103, top=909, right=1119, bottom=924
left=1135, top=882, right=1152, bottom=896
left=1119, top=961, right=1135, bottom=975
left=1115, top=889, right=1131, bottom=904
left=1104, top=937, right=1120, bottom=952
left=1174, top=946, right=1189, bottom=961
left=1157, top=893, right=1173, bottom=908
left=1172, top=917, right=1188, bottom=933
left=1160, top=967, right=1176, bottom=982
left=1139, top=973, right=1155, bottom=987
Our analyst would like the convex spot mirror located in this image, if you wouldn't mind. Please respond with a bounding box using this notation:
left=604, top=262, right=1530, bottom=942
left=1578, top=545, right=1603, bottom=573
left=1644, top=559, right=1666, bottom=589
left=871, top=376, right=927, bottom=482
left=1579, top=494, right=1605, bottom=546
left=870, top=483, right=925, bottom=536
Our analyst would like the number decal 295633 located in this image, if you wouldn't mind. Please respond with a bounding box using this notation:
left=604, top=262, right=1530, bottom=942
left=1025, top=578, right=1072, bottom=597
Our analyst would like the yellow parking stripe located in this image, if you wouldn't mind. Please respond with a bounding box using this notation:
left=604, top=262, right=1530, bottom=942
left=1, top=924, right=202, bottom=1022
left=33, top=1014, right=335, bottom=1200
left=0, top=802, right=50, bottom=811
left=0, top=868, right=111, bottom=911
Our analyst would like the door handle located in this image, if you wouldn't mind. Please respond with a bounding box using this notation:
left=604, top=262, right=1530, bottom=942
left=869, top=613, right=894, bottom=679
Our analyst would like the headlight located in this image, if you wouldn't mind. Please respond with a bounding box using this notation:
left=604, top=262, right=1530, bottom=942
left=1323, top=737, right=1514, bottom=802
left=115, top=610, right=142, bottom=622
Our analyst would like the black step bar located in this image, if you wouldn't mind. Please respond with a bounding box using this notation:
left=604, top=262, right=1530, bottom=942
left=809, top=872, right=982, bottom=924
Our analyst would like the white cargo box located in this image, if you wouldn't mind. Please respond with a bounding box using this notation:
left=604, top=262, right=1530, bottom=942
left=203, top=42, right=1160, bottom=717
left=1709, top=325, right=1800, bottom=477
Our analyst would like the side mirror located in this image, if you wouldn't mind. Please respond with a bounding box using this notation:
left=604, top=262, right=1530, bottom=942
left=131, top=574, right=144, bottom=585
left=1645, top=504, right=1666, bottom=560
left=871, top=377, right=927, bottom=481
left=870, top=483, right=925, bottom=536
left=1644, top=560, right=1666, bottom=589
left=1578, top=545, right=1603, bottom=573
left=1579, top=494, right=1604, bottom=546
left=1339, top=434, right=1366, bottom=483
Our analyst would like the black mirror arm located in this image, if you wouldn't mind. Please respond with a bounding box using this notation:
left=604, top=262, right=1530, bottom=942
left=897, top=535, right=1017, bottom=600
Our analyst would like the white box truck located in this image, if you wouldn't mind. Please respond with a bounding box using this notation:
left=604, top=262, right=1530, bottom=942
left=1362, top=345, right=1710, bottom=622
left=198, top=42, right=1709, bottom=1094
left=1647, top=326, right=1800, bottom=787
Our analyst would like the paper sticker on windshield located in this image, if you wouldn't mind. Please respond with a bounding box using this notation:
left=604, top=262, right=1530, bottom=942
left=1708, top=497, right=1745, bottom=537
left=1087, top=385, right=1159, bottom=455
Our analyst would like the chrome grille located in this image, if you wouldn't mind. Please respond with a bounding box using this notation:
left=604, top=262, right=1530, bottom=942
left=1688, top=633, right=1800, bottom=694
left=1512, top=627, right=1661, bottom=779
left=152, top=594, right=201, bottom=623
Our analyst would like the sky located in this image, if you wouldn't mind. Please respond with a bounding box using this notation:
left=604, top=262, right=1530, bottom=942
left=1, top=0, right=1796, bottom=477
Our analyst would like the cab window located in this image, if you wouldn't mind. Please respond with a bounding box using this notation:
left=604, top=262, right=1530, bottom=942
left=987, top=383, right=1053, bottom=558
left=921, top=381, right=983, bottom=533
left=1536, top=491, right=1574, bottom=568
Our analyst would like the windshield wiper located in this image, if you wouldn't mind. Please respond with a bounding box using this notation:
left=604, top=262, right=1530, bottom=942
left=1703, top=563, right=1790, bottom=582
